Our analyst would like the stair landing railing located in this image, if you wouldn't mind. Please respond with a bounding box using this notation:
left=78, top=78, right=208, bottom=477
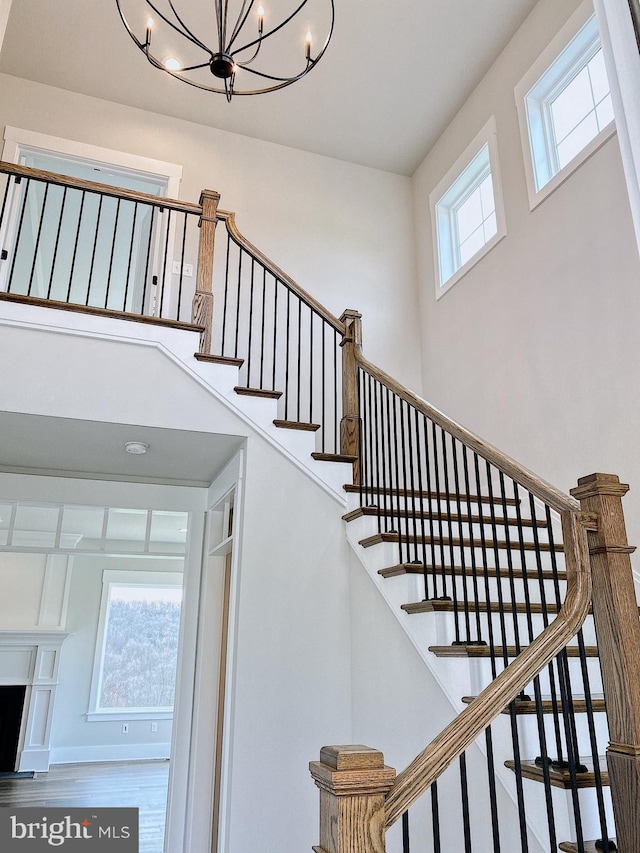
left=310, top=325, right=640, bottom=853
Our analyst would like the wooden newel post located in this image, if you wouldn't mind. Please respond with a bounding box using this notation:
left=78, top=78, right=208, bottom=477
left=310, top=745, right=395, bottom=853
left=193, top=189, right=220, bottom=354
left=340, top=310, right=362, bottom=482
left=570, top=473, right=640, bottom=853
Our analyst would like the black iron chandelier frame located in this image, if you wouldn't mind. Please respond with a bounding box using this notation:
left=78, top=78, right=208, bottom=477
left=115, top=0, right=335, bottom=100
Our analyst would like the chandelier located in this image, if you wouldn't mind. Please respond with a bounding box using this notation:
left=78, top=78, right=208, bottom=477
left=115, top=0, right=335, bottom=101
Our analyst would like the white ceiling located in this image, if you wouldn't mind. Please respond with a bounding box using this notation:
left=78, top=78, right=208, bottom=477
left=0, top=412, right=244, bottom=487
left=0, top=0, right=540, bottom=175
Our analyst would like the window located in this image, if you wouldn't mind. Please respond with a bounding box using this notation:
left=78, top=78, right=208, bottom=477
left=516, top=4, right=615, bottom=207
left=430, top=116, right=506, bottom=298
left=88, top=570, right=183, bottom=721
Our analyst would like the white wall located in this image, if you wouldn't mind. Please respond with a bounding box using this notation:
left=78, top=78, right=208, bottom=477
left=412, top=0, right=640, bottom=558
left=0, top=73, right=422, bottom=391
left=50, top=554, right=181, bottom=763
left=0, top=314, right=353, bottom=853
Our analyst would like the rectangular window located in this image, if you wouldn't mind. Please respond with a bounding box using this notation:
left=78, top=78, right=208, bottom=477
left=516, top=4, right=615, bottom=208
left=430, top=116, right=506, bottom=298
left=88, top=570, right=183, bottom=720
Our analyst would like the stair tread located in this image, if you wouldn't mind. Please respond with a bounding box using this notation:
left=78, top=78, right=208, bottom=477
left=403, top=600, right=569, bottom=615
left=234, top=386, right=283, bottom=399
left=378, top=563, right=567, bottom=581
left=312, top=452, right=358, bottom=463
left=559, top=841, right=617, bottom=853
left=194, top=353, right=244, bottom=366
left=273, top=419, right=320, bottom=432
left=344, top=506, right=547, bottom=527
left=428, top=644, right=599, bottom=658
left=505, top=757, right=609, bottom=789
left=344, top=484, right=517, bottom=506
left=359, top=532, right=562, bottom=552
left=462, top=695, right=606, bottom=714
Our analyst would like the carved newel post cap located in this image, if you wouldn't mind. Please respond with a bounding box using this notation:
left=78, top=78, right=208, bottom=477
left=571, top=473, right=630, bottom=500
left=310, top=744, right=396, bottom=796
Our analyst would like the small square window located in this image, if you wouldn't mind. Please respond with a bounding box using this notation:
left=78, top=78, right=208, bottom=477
left=430, top=116, right=506, bottom=298
left=516, top=4, right=616, bottom=208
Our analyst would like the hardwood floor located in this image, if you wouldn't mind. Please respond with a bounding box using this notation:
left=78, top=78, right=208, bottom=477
left=0, top=761, right=170, bottom=853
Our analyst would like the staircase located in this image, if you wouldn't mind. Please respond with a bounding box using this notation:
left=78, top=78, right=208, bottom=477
left=1, top=160, right=639, bottom=853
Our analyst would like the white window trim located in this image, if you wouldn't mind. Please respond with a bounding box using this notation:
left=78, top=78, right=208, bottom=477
left=2, top=127, right=183, bottom=198
left=515, top=0, right=616, bottom=210
left=87, top=569, right=183, bottom=721
left=430, top=116, right=506, bottom=300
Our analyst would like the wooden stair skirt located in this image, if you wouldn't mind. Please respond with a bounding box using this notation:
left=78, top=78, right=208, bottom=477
left=504, top=757, right=609, bottom=789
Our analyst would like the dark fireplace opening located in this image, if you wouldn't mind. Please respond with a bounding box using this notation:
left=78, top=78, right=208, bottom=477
left=0, top=686, right=26, bottom=772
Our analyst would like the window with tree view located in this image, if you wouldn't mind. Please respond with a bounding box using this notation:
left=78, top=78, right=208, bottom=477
left=94, top=576, right=183, bottom=714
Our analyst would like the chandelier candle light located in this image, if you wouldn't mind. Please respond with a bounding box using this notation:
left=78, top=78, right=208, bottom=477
left=116, top=0, right=335, bottom=101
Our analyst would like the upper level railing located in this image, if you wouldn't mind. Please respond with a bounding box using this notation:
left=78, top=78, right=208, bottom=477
left=0, top=161, right=346, bottom=454
left=0, top=160, right=638, bottom=852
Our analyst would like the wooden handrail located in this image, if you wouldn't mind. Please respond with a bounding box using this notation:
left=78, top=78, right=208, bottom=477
left=354, top=350, right=580, bottom=516
left=0, top=161, right=202, bottom=216
left=218, top=210, right=346, bottom=334
left=384, top=509, right=592, bottom=826
left=348, top=346, right=595, bottom=829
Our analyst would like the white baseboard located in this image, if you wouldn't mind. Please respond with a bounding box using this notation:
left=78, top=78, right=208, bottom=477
left=49, top=743, right=171, bottom=764
left=18, top=748, right=51, bottom=772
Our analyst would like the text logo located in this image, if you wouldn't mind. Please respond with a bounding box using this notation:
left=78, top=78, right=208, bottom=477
left=0, top=808, right=138, bottom=851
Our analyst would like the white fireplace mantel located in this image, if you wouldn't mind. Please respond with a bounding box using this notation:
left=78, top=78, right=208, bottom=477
left=0, top=628, right=70, bottom=772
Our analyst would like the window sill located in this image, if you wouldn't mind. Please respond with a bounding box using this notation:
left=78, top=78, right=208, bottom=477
left=527, top=122, right=616, bottom=211
left=435, top=230, right=507, bottom=300
left=86, top=710, right=174, bottom=722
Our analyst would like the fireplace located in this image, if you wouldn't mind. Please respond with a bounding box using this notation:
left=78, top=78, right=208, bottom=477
left=0, top=686, right=26, bottom=772
left=0, top=630, right=69, bottom=772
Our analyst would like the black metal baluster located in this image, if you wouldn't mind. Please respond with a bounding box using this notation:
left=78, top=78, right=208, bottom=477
left=157, top=207, right=172, bottom=317
left=105, top=197, right=122, bottom=309
left=247, top=258, right=255, bottom=387
left=0, top=173, right=12, bottom=232
left=86, top=194, right=104, bottom=306
left=46, top=186, right=68, bottom=300
left=272, top=278, right=278, bottom=390
left=66, top=190, right=86, bottom=302
left=431, top=422, right=448, bottom=600
left=459, top=753, right=472, bottom=853
left=333, top=330, right=338, bottom=455
left=321, top=322, right=326, bottom=452
left=414, top=410, right=430, bottom=599
left=473, top=454, right=499, bottom=676
left=451, top=437, right=472, bottom=641
left=431, top=781, right=441, bottom=853
left=309, top=309, right=314, bottom=425
left=373, top=378, right=382, bottom=532
left=234, top=249, right=242, bottom=360
left=440, top=431, right=460, bottom=624
left=296, top=298, right=302, bottom=421
left=221, top=229, right=231, bottom=354
left=513, top=484, right=558, bottom=851
left=422, top=417, right=439, bottom=598
left=7, top=177, right=31, bottom=293
left=484, top=725, right=502, bottom=852
left=177, top=211, right=188, bottom=320
left=461, top=444, right=484, bottom=643
left=123, top=202, right=139, bottom=313
left=406, top=402, right=420, bottom=564
left=284, top=289, right=291, bottom=418
left=27, top=182, right=50, bottom=296
left=140, top=205, right=156, bottom=316
left=390, top=392, right=404, bottom=564
left=366, top=374, right=375, bottom=509
left=402, top=811, right=410, bottom=853
left=260, top=266, right=267, bottom=388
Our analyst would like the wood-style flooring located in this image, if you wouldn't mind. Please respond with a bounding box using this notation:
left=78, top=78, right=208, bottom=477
left=0, top=761, right=169, bottom=853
